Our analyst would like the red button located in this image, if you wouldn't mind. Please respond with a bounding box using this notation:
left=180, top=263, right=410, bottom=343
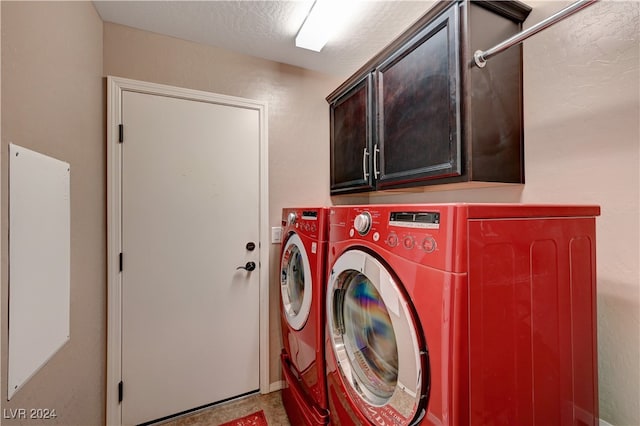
left=422, top=236, right=437, bottom=253
left=403, top=236, right=415, bottom=249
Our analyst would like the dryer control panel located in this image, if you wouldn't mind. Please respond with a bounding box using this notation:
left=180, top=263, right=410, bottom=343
left=387, top=211, right=440, bottom=253
left=332, top=204, right=465, bottom=272
left=281, top=207, right=328, bottom=242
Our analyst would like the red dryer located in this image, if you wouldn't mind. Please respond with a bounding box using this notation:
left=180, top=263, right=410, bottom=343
left=280, top=207, right=329, bottom=425
left=325, top=204, right=600, bottom=425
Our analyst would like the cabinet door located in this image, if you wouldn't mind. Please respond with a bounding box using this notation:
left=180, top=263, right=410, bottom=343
left=330, top=75, right=374, bottom=194
left=376, top=6, right=461, bottom=188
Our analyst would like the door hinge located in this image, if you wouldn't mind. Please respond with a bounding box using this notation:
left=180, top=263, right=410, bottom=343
left=119, top=124, right=124, bottom=143
left=119, top=253, right=123, bottom=272
left=118, top=381, right=123, bottom=403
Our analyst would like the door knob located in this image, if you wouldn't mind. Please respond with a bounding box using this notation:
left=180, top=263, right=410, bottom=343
left=236, top=261, right=256, bottom=272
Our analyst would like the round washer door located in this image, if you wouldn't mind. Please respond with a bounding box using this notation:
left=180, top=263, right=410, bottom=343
left=280, top=233, right=313, bottom=330
left=327, top=249, right=427, bottom=424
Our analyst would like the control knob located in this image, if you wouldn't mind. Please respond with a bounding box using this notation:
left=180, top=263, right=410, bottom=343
left=354, top=212, right=372, bottom=236
left=386, top=232, right=399, bottom=247
left=287, top=212, right=297, bottom=226
left=403, top=235, right=415, bottom=249
left=422, top=236, right=437, bottom=253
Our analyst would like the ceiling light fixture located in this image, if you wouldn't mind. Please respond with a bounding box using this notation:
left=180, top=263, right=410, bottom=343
left=295, top=0, right=355, bottom=52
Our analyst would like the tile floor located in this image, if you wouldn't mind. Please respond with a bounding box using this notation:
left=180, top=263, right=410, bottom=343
left=157, top=391, right=291, bottom=426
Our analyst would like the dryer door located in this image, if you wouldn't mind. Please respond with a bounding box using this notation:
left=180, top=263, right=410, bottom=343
left=280, top=233, right=313, bottom=330
left=327, top=249, right=427, bottom=425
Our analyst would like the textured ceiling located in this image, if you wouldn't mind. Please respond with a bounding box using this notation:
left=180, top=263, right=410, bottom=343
left=93, top=1, right=437, bottom=78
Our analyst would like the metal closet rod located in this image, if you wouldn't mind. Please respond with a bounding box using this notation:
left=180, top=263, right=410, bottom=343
left=473, top=0, right=599, bottom=68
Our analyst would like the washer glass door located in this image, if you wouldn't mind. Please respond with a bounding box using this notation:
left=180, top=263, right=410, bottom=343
left=327, top=249, right=427, bottom=424
left=280, top=233, right=312, bottom=330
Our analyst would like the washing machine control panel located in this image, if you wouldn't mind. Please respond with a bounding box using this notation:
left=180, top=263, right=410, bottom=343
left=349, top=208, right=442, bottom=257
left=283, top=208, right=327, bottom=241
left=333, top=204, right=464, bottom=272
left=389, top=211, right=440, bottom=252
left=292, top=211, right=320, bottom=236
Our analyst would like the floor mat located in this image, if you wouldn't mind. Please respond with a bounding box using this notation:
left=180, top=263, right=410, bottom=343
left=219, top=410, right=268, bottom=426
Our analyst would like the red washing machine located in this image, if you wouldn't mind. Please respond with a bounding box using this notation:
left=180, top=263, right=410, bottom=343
left=280, top=207, right=330, bottom=425
left=325, top=204, right=600, bottom=426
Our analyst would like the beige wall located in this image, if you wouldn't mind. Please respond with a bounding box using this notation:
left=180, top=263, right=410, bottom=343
left=1, top=1, right=105, bottom=425
left=103, top=22, right=342, bottom=388
left=362, top=2, right=639, bottom=424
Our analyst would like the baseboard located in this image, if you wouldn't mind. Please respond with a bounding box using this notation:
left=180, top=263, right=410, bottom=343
left=268, top=380, right=284, bottom=392
left=600, top=419, right=614, bottom=426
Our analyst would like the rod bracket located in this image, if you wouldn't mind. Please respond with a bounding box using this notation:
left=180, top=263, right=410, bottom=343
left=473, top=50, right=487, bottom=68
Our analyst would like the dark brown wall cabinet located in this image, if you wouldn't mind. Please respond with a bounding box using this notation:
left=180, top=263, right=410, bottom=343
left=328, top=0, right=531, bottom=195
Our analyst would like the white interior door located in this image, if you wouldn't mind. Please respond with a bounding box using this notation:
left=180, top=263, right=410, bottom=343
left=120, top=90, right=261, bottom=425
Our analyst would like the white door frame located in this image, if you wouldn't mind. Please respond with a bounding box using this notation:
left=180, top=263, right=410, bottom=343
left=105, top=76, right=269, bottom=426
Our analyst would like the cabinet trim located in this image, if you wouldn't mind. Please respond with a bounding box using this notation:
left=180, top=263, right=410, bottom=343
left=475, top=0, right=532, bottom=23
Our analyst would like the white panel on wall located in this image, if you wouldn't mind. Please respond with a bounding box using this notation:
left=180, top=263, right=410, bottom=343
left=8, top=144, right=70, bottom=400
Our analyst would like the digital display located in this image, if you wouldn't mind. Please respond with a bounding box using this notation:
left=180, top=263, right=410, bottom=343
left=389, top=212, right=440, bottom=229
left=302, top=211, right=318, bottom=219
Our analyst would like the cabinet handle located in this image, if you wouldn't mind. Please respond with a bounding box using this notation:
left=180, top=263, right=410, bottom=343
left=362, top=147, right=370, bottom=180
left=373, top=144, right=380, bottom=178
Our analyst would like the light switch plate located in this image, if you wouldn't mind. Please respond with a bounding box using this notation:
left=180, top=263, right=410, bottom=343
left=271, top=226, right=282, bottom=244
